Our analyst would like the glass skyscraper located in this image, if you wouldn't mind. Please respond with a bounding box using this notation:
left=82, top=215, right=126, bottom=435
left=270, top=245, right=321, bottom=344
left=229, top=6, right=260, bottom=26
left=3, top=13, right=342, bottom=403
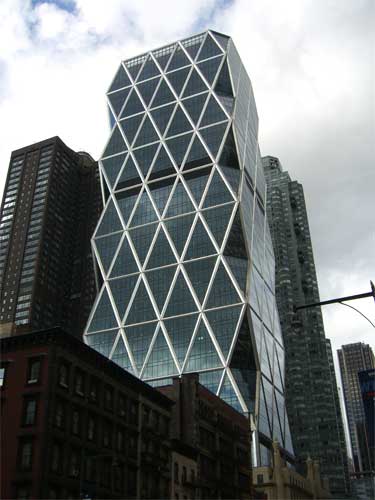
left=84, top=30, right=294, bottom=463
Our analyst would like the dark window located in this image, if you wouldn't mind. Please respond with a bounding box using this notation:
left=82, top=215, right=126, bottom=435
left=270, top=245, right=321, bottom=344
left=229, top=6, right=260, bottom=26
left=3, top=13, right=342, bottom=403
left=118, top=394, right=127, bottom=418
left=182, top=465, right=187, bottom=483
left=129, top=400, right=138, bottom=425
left=103, top=423, right=112, bottom=448
left=89, top=378, right=98, bottom=402
left=0, top=367, right=5, bottom=387
left=117, top=429, right=125, bottom=451
left=174, top=462, right=179, bottom=483
left=51, top=443, right=62, bottom=473
left=72, top=409, right=80, bottom=435
left=74, top=370, right=85, bottom=396
left=87, top=416, right=96, bottom=441
left=191, top=468, right=195, bottom=483
left=27, top=358, right=41, bottom=384
left=58, top=363, right=69, bottom=387
left=257, top=474, right=264, bottom=484
left=23, top=399, right=37, bottom=426
left=104, top=386, right=113, bottom=410
left=19, top=440, right=33, bottom=471
left=55, top=401, right=65, bottom=429
left=69, top=449, right=80, bottom=477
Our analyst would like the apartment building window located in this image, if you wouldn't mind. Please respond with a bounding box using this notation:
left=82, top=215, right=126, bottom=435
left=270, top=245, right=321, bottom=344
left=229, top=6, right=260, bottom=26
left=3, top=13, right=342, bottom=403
left=19, top=440, right=33, bottom=471
left=27, top=358, right=41, bottom=384
left=74, top=370, right=85, bottom=396
left=23, top=399, right=37, bottom=426
left=58, top=363, right=69, bottom=388
left=72, top=409, right=80, bottom=435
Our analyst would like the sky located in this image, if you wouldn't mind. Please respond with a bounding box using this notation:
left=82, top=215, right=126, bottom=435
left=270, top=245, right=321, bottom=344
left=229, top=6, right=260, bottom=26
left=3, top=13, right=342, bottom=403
left=0, top=1, right=374, bottom=394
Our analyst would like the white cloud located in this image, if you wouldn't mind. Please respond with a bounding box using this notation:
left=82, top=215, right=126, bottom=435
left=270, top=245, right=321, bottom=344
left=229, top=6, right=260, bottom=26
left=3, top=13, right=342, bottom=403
left=0, top=0, right=373, bottom=381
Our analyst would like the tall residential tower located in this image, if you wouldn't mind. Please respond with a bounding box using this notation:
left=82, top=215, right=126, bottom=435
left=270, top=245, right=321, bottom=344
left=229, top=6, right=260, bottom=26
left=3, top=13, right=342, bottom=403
left=84, top=31, right=294, bottom=465
left=338, top=342, right=375, bottom=473
left=262, top=155, right=350, bottom=497
left=0, top=137, right=101, bottom=337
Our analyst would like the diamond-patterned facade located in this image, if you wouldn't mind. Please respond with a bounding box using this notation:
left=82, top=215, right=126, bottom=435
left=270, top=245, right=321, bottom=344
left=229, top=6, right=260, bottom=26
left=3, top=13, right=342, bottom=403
left=85, top=30, right=294, bottom=463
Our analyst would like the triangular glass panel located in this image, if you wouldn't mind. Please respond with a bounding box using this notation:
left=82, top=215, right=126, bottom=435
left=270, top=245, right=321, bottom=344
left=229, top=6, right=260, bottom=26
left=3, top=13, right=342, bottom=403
left=119, top=114, right=144, bottom=146
left=146, top=227, right=176, bottom=269
left=229, top=312, right=257, bottom=412
left=214, top=61, right=234, bottom=113
left=197, top=34, right=223, bottom=61
left=121, top=89, right=144, bottom=117
left=152, top=46, right=174, bottom=71
left=129, top=189, right=158, bottom=227
left=199, top=96, right=227, bottom=127
left=202, top=203, right=234, bottom=249
left=94, top=233, right=122, bottom=274
left=181, top=35, right=204, bottom=60
left=146, top=266, right=177, bottom=312
left=184, top=218, right=216, bottom=260
left=103, top=125, right=126, bottom=158
left=128, top=223, right=157, bottom=264
left=109, top=64, right=131, bottom=92
left=148, top=176, right=175, bottom=215
left=165, top=181, right=194, bottom=217
left=199, top=122, right=228, bottom=159
left=115, top=187, right=141, bottom=226
left=165, top=133, right=192, bottom=168
left=125, top=279, right=157, bottom=324
left=206, top=261, right=241, bottom=308
left=134, top=116, right=159, bottom=147
left=101, top=153, right=126, bottom=187
left=166, top=67, right=191, bottom=97
left=219, top=374, right=243, bottom=413
left=184, top=256, right=216, bottom=305
left=181, top=93, right=208, bottom=125
left=96, top=199, right=122, bottom=237
left=203, top=169, right=233, bottom=208
left=166, top=46, right=190, bottom=71
left=185, top=320, right=222, bottom=372
left=125, top=58, right=145, bottom=81
left=164, top=313, right=198, bottom=367
left=137, top=77, right=160, bottom=107
left=164, top=214, right=195, bottom=257
left=219, top=166, right=240, bottom=194
left=182, top=135, right=211, bottom=171
left=110, top=235, right=138, bottom=278
left=133, top=143, right=159, bottom=177
left=197, top=56, right=222, bottom=85
left=87, top=287, right=118, bottom=332
left=148, top=147, right=176, bottom=181
left=150, top=79, right=175, bottom=108
left=142, top=328, right=178, bottom=379
left=199, top=370, right=223, bottom=394
left=150, top=103, right=176, bottom=136
left=206, top=305, right=242, bottom=359
left=259, top=378, right=272, bottom=438
left=138, top=57, right=160, bottom=81
left=211, top=31, right=230, bottom=50
left=218, top=127, right=239, bottom=168
left=111, top=334, right=135, bottom=374
left=183, top=166, right=212, bottom=205
left=109, top=275, right=138, bottom=320
left=108, top=107, right=116, bottom=130
left=166, top=106, right=193, bottom=137
left=125, top=322, right=157, bottom=372
left=108, top=87, right=131, bottom=116
left=165, top=270, right=198, bottom=317
left=225, top=256, right=247, bottom=293
left=182, top=69, right=208, bottom=98
left=86, top=330, right=118, bottom=357
left=115, top=156, right=142, bottom=191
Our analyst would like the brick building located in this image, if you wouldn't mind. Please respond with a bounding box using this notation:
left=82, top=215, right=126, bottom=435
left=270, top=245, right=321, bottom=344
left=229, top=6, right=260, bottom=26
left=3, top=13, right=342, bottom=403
left=0, top=328, right=172, bottom=499
left=158, top=374, right=252, bottom=499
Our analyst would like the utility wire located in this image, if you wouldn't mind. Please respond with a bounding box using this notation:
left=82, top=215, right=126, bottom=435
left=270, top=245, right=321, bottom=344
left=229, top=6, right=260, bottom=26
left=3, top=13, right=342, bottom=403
left=339, top=301, right=375, bottom=329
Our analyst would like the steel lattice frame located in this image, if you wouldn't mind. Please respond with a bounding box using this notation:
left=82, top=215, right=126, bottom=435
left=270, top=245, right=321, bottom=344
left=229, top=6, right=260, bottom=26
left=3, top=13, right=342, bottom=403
left=84, top=30, right=294, bottom=461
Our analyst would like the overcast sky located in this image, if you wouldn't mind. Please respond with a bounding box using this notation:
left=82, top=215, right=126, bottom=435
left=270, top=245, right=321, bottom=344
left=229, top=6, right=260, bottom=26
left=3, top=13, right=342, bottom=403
left=0, top=1, right=374, bottom=373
